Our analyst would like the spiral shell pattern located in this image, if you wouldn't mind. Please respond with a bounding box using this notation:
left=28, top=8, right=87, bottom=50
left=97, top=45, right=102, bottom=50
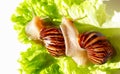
left=78, top=32, right=114, bottom=64
left=40, top=28, right=65, bottom=57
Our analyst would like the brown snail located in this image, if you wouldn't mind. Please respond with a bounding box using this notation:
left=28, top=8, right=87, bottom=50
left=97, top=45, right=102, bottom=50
left=25, top=16, right=65, bottom=57
left=25, top=16, right=114, bottom=65
left=78, top=32, right=114, bottom=64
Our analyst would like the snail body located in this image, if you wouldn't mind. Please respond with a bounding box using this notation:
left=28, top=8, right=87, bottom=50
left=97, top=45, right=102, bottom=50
left=25, top=16, right=114, bottom=65
left=25, top=16, right=45, bottom=40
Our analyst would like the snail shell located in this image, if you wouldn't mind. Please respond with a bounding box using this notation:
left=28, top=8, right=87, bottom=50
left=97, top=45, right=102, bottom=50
left=40, top=28, right=65, bottom=57
left=78, top=32, right=114, bottom=64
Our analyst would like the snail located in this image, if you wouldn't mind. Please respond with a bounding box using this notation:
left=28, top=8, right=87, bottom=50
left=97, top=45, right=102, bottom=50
left=25, top=16, right=114, bottom=65
left=78, top=32, right=114, bottom=64
left=25, top=16, right=65, bottom=57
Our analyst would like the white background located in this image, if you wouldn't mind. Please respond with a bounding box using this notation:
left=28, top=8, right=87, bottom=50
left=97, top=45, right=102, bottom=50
left=0, top=0, right=28, bottom=74
left=0, top=0, right=120, bottom=74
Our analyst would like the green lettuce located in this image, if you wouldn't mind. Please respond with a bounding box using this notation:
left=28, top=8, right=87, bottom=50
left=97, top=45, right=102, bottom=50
left=11, top=0, right=120, bottom=74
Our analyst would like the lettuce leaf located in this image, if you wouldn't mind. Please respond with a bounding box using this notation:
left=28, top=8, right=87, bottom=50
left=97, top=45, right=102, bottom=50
left=11, top=0, right=120, bottom=74
left=102, top=11, right=120, bottom=28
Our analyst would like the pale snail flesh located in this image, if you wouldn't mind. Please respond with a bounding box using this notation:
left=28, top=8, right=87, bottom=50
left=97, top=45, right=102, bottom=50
left=60, top=17, right=89, bottom=65
left=25, top=16, right=45, bottom=40
left=25, top=16, right=114, bottom=65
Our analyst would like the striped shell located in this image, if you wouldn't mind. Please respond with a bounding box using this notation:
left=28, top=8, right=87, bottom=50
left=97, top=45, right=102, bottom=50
left=40, top=28, right=65, bottom=57
left=78, top=32, right=114, bottom=64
